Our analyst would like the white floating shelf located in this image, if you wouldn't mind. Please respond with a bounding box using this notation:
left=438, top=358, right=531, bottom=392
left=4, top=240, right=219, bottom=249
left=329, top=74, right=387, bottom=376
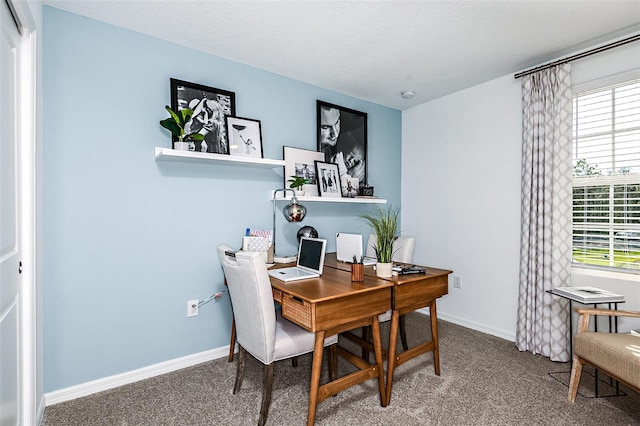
left=154, top=147, right=285, bottom=168
left=272, top=194, right=386, bottom=204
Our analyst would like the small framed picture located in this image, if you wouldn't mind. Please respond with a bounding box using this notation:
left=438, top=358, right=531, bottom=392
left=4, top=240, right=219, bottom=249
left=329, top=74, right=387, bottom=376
left=314, top=161, right=342, bottom=198
left=226, top=116, right=263, bottom=158
left=344, top=177, right=359, bottom=198
left=283, top=146, right=325, bottom=197
left=170, top=78, right=236, bottom=154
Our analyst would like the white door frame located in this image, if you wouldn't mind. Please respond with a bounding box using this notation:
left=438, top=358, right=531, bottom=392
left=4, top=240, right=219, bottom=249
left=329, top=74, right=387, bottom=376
left=6, top=0, right=37, bottom=424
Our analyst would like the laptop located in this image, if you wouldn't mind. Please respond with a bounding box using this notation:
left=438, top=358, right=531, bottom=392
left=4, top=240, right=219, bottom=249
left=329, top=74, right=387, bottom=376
left=336, top=233, right=376, bottom=265
left=268, top=237, right=327, bottom=282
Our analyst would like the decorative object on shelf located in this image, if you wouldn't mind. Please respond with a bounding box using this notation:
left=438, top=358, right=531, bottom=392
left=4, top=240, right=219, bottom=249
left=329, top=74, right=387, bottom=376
left=345, top=177, right=359, bottom=198
left=170, top=78, right=236, bottom=154
left=297, top=226, right=318, bottom=242
left=317, top=100, right=367, bottom=194
left=283, top=146, right=324, bottom=197
left=226, top=116, right=263, bottom=158
left=287, top=175, right=310, bottom=196
left=360, top=205, right=400, bottom=278
left=159, top=106, right=205, bottom=151
left=272, top=188, right=307, bottom=263
left=359, top=185, right=375, bottom=197
left=314, top=160, right=342, bottom=198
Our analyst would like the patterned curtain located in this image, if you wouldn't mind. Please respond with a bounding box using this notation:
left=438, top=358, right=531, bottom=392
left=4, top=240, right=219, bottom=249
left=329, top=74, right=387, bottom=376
left=516, top=64, right=572, bottom=363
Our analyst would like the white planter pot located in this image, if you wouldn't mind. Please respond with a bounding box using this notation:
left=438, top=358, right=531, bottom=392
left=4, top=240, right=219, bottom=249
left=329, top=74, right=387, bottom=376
left=376, top=262, right=393, bottom=278
left=174, top=142, right=190, bottom=151
left=294, top=190, right=305, bottom=196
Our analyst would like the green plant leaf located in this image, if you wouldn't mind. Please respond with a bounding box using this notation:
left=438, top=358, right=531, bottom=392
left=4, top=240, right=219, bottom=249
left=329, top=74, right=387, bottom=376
left=159, top=118, right=181, bottom=138
left=185, top=132, right=205, bottom=142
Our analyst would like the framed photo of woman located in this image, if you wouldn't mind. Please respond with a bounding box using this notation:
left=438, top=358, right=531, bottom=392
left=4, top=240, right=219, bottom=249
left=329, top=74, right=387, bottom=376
left=314, top=161, right=342, bottom=198
left=170, top=78, right=236, bottom=154
left=226, top=116, right=263, bottom=158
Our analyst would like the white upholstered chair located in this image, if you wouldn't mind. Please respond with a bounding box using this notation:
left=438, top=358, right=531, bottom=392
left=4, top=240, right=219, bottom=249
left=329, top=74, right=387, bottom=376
left=218, top=246, right=337, bottom=426
left=362, top=235, right=416, bottom=353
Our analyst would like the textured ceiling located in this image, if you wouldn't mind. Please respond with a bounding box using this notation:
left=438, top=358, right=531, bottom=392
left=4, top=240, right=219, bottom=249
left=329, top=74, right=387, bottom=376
left=43, top=0, right=640, bottom=110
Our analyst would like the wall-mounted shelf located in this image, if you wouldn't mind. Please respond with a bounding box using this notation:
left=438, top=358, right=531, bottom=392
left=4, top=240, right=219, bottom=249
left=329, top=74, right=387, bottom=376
left=273, top=194, right=387, bottom=204
left=154, top=147, right=285, bottom=168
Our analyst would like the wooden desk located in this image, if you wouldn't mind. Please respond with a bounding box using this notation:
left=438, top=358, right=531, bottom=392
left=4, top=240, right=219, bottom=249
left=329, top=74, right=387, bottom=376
left=270, top=265, right=393, bottom=425
left=324, top=253, right=452, bottom=405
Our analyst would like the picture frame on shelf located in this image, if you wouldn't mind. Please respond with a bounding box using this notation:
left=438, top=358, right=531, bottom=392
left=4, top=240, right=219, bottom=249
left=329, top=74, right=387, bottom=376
left=226, top=116, right=263, bottom=158
left=170, top=78, right=236, bottom=154
left=317, top=100, right=367, bottom=191
left=283, top=146, right=325, bottom=197
left=314, top=160, right=342, bottom=198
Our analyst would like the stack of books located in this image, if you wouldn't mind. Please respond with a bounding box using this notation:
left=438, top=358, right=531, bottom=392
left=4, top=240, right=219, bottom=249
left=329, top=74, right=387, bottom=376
left=551, top=286, right=624, bottom=304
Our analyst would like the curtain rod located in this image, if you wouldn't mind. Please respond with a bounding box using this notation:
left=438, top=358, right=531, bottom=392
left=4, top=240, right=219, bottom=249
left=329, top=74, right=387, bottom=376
left=514, top=34, right=640, bottom=79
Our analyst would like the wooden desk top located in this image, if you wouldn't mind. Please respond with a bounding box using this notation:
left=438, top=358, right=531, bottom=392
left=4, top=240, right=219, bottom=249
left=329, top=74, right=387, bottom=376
left=270, top=264, right=392, bottom=304
left=323, top=253, right=452, bottom=284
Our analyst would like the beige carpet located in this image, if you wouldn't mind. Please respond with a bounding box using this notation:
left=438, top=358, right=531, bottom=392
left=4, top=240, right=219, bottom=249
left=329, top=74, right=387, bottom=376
left=43, top=313, right=640, bottom=425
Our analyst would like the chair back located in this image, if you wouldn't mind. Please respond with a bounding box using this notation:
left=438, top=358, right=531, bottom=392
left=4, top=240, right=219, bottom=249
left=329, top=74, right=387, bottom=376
left=218, top=245, right=276, bottom=364
left=365, top=234, right=416, bottom=263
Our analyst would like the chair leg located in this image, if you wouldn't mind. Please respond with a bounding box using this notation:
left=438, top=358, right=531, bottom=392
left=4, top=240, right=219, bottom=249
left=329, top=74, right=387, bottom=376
left=568, top=354, right=584, bottom=403
left=229, top=318, right=236, bottom=362
left=233, top=345, right=246, bottom=394
left=399, top=314, right=408, bottom=351
left=258, top=363, right=274, bottom=426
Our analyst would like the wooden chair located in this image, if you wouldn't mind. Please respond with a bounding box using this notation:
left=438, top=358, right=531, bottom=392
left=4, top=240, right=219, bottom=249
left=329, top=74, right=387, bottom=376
left=568, top=307, right=640, bottom=402
left=218, top=246, right=337, bottom=426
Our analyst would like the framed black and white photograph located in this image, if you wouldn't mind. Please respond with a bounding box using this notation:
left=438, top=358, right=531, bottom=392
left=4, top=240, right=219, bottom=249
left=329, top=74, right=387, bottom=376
left=314, top=161, right=342, bottom=198
left=283, top=146, right=325, bottom=197
left=317, top=101, right=367, bottom=192
left=226, top=116, right=263, bottom=158
left=170, top=78, right=236, bottom=154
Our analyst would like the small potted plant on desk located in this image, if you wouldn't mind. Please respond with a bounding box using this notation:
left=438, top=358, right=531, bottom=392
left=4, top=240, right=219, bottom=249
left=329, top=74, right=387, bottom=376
left=287, top=175, right=310, bottom=196
left=159, top=105, right=204, bottom=151
left=361, top=205, right=400, bottom=278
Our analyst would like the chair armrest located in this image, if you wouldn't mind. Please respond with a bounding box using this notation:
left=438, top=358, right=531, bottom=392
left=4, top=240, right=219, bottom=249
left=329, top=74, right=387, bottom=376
left=573, top=308, right=640, bottom=333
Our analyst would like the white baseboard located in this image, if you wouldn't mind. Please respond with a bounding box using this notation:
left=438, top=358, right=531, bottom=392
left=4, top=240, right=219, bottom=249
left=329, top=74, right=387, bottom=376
left=36, top=394, right=46, bottom=426
left=416, top=308, right=516, bottom=342
left=44, top=345, right=232, bottom=406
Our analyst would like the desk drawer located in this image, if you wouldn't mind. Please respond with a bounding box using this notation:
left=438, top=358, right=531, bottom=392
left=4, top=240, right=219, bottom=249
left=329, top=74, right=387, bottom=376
left=281, top=294, right=313, bottom=330
left=272, top=289, right=283, bottom=303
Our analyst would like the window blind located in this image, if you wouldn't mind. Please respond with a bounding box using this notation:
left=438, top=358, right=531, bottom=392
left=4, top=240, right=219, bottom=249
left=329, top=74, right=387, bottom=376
left=572, top=80, right=640, bottom=271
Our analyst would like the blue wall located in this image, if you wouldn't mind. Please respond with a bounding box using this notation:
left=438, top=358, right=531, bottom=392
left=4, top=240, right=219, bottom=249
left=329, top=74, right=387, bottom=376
left=43, top=7, right=401, bottom=392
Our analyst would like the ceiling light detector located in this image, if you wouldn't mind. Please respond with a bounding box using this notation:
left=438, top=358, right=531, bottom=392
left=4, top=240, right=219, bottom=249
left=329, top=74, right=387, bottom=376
left=401, top=91, right=415, bottom=99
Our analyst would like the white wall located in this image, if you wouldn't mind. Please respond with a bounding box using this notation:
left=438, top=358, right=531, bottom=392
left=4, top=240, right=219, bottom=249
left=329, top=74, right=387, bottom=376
left=402, top=74, right=522, bottom=340
left=402, top=40, right=640, bottom=341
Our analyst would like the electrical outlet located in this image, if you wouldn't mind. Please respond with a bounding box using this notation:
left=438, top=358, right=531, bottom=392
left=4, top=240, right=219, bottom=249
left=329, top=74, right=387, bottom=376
left=453, top=275, right=461, bottom=289
left=187, top=299, right=199, bottom=317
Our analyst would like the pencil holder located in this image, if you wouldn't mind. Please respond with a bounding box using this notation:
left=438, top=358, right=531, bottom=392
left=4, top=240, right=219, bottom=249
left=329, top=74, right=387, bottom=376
left=351, top=263, right=364, bottom=282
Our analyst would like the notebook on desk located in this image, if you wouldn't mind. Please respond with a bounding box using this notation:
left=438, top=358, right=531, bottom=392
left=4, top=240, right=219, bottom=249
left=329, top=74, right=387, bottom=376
left=268, top=237, right=327, bottom=282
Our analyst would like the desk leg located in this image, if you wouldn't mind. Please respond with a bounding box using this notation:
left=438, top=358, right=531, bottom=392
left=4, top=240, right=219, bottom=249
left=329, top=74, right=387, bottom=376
left=371, top=316, right=386, bottom=407
left=384, top=310, right=400, bottom=406
left=307, top=331, right=326, bottom=426
left=430, top=302, right=440, bottom=376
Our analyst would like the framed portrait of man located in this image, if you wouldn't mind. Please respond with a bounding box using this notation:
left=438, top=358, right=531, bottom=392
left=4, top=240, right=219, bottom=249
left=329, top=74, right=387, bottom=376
left=316, top=100, right=367, bottom=196
left=170, top=78, right=236, bottom=154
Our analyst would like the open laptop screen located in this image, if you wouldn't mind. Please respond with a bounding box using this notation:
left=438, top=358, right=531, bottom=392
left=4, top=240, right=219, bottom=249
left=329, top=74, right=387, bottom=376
left=297, top=237, right=326, bottom=274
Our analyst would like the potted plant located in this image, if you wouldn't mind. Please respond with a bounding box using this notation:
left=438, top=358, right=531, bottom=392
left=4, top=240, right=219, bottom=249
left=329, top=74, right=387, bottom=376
left=287, top=175, right=310, bottom=196
left=360, top=205, right=400, bottom=277
left=159, top=105, right=204, bottom=151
